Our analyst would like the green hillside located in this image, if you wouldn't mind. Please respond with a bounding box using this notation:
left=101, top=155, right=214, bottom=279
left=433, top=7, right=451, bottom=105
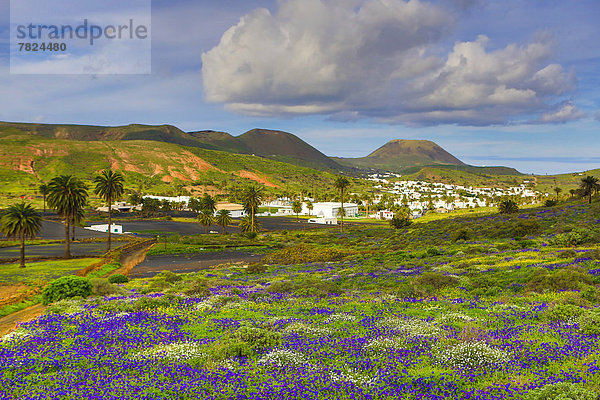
left=395, top=165, right=525, bottom=188
left=0, top=130, right=353, bottom=206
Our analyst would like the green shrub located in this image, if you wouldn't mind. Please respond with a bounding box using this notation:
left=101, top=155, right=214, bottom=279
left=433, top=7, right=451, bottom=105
left=415, top=272, right=459, bottom=290
left=42, top=276, right=92, bottom=305
left=426, top=247, right=442, bottom=257
left=579, top=312, right=600, bottom=335
left=267, top=280, right=297, bottom=293
left=389, top=215, right=412, bottom=229
left=527, top=268, right=592, bottom=292
left=549, top=228, right=594, bottom=247
left=185, top=280, right=211, bottom=297
left=451, top=229, right=471, bottom=241
left=512, top=220, right=541, bottom=237
left=543, top=303, right=583, bottom=322
left=558, top=249, right=578, bottom=258
left=544, top=199, right=558, bottom=207
left=156, top=270, right=183, bottom=284
left=245, top=232, right=258, bottom=239
left=581, top=286, right=600, bottom=303
left=90, top=278, right=123, bottom=296
left=108, top=274, right=129, bottom=284
left=525, top=382, right=597, bottom=400
left=246, top=263, right=267, bottom=274
left=498, top=200, right=519, bottom=214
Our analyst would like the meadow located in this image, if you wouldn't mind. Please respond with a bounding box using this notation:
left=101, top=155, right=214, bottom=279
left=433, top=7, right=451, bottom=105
left=1, top=201, right=600, bottom=399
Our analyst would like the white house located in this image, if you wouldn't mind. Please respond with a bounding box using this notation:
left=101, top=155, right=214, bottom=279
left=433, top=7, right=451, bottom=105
left=96, top=201, right=140, bottom=213
left=375, top=210, right=395, bottom=220
left=308, top=217, right=338, bottom=225
left=142, top=195, right=191, bottom=207
left=86, top=224, right=123, bottom=234
left=304, top=202, right=359, bottom=218
left=215, top=202, right=247, bottom=218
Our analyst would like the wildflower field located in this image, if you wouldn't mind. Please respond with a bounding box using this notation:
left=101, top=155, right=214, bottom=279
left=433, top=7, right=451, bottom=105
left=2, top=202, right=600, bottom=399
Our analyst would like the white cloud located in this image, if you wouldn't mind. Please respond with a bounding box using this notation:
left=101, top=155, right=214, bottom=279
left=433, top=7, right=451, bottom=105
left=202, top=0, right=579, bottom=126
left=538, top=102, right=586, bottom=123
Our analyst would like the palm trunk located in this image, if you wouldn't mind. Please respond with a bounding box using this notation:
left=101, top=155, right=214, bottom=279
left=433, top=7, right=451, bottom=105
left=19, top=230, right=25, bottom=268
left=340, top=190, right=344, bottom=233
left=222, top=224, right=226, bottom=235
left=43, top=196, right=46, bottom=213
left=64, top=218, right=71, bottom=259
left=107, top=194, right=112, bottom=252
left=71, top=218, right=75, bottom=242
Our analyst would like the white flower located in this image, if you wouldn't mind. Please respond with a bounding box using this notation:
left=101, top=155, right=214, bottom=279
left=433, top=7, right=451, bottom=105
left=434, top=341, right=510, bottom=370
left=324, top=313, right=357, bottom=323
left=132, top=341, right=206, bottom=362
left=258, top=349, right=308, bottom=370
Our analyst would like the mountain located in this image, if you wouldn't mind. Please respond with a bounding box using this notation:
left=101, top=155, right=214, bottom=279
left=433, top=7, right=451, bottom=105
left=0, top=129, right=344, bottom=199
left=235, top=129, right=341, bottom=171
left=335, top=139, right=466, bottom=172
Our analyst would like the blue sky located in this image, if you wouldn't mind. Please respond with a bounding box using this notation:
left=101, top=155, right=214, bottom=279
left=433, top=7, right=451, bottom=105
left=0, top=0, right=599, bottom=174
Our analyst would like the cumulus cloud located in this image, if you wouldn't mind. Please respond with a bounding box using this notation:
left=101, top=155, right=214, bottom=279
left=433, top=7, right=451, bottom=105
left=202, top=0, right=578, bottom=125
left=537, top=102, right=586, bottom=123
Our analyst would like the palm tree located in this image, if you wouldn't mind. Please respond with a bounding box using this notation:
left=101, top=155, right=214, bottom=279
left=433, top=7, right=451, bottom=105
left=498, top=199, right=519, bottom=214
left=333, top=176, right=350, bottom=232
left=306, top=200, right=314, bottom=216
left=292, top=200, right=302, bottom=222
left=553, top=187, right=562, bottom=202
left=197, top=210, right=214, bottom=234
left=1, top=202, right=42, bottom=268
left=580, top=176, right=600, bottom=204
left=240, top=215, right=262, bottom=234
left=241, top=185, right=263, bottom=233
left=39, top=183, right=49, bottom=213
left=201, top=194, right=216, bottom=214
left=215, top=209, right=232, bottom=234
left=47, top=175, right=88, bottom=259
left=94, top=169, right=125, bottom=252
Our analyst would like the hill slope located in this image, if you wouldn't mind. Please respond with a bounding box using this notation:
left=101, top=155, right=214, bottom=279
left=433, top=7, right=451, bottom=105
left=0, top=130, right=345, bottom=200
left=335, top=139, right=466, bottom=172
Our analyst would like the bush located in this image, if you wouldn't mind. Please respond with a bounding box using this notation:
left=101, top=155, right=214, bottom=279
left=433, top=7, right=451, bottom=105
left=525, top=382, right=597, bottom=400
left=543, top=303, right=583, bottom=322
left=185, top=280, right=211, bottom=297
left=245, top=232, right=258, bottom=239
left=415, top=272, right=459, bottom=290
left=579, top=312, right=600, bottom=335
left=108, top=274, right=129, bottom=284
left=42, top=276, right=92, bottom=305
left=527, top=267, right=592, bottom=292
left=426, top=247, right=442, bottom=257
left=544, top=199, right=558, bottom=207
left=90, top=278, right=123, bottom=296
left=498, top=200, right=519, bottom=214
left=581, top=286, right=600, bottom=303
left=156, top=270, right=183, bottom=284
left=558, top=249, right=578, bottom=258
left=549, top=228, right=594, bottom=247
left=246, top=263, right=267, bottom=274
left=451, top=229, right=471, bottom=241
left=512, top=220, right=541, bottom=238
left=389, top=215, right=412, bottom=229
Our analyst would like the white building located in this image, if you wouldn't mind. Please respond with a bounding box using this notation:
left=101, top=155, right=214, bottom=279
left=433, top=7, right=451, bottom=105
left=308, top=217, right=338, bottom=225
left=86, top=224, right=123, bottom=234
left=305, top=202, right=359, bottom=218
left=142, top=195, right=191, bottom=207
left=215, top=202, right=247, bottom=218
left=96, top=201, right=140, bottom=213
left=374, top=210, right=395, bottom=220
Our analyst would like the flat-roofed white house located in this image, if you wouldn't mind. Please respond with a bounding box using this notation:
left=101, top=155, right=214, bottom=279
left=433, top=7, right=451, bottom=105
left=215, top=202, right=247, bottom=218
left=304, top=202, right=359, bottom=218
left=86, top=224, right=123, bottom=234
left=308, top=217, right=338, bottom=225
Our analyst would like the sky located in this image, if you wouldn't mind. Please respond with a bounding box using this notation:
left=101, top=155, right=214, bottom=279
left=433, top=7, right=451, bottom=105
left=0, top=0, right=599, bottom=174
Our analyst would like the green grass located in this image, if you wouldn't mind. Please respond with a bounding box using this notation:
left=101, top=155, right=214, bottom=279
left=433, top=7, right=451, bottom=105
left=0, top=295, right=41, bottom=318
left=0, top=258, right=102, bottom=285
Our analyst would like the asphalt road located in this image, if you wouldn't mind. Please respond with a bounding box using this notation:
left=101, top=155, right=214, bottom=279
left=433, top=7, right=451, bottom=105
left=0, top=220, right=107, bottom=241
left=129, top=251, right=263, bottom=278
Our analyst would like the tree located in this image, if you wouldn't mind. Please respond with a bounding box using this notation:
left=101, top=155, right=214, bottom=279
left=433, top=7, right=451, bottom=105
left=201, top=194, right=216, bottom=214
left=188, top=197, right=201, bottom=213
left=553, top=187, right=562, bottom=202
left=333, top=176, right=350, bottom=232
left=306, top=200, right=314, bottom=216
left=240, top=215, right=262, bottom=234
left=197, top=210, right=214, bottom=234
left=94, top=169, right=125, bottom=252
left=39, top=183, right=49, bottom=213
left=1, top=202, right=42, bottom=267
left=292, top=200, right=302, bottom=222
left=215, top=209, right=232, bottom=234
left=498, top=199, right=519, bottom=214
left=241, top=185, right=263, bottom=233
left=46, top=175, right=88, bottom=259
left=580, top=176, right=600, bottom=204
left=389, top=214, right=412, bottom=230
